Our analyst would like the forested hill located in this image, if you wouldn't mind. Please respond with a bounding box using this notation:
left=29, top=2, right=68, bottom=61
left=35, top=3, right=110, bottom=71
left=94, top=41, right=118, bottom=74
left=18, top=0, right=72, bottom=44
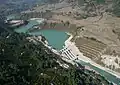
left=0, top=25, right=112, bottom=85
left=0, top=0, right=41, bottom=16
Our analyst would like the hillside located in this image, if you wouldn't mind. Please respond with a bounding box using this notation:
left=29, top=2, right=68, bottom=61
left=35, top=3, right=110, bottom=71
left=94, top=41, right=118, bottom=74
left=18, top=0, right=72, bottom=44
left=18, top=0, right=120, bottom=73
left=0, top=27, right=111, bottom=85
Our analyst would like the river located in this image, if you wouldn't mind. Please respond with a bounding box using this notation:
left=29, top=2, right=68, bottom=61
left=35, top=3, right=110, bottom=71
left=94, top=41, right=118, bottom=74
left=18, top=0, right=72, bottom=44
left=77, top=60, right=120, bottom=85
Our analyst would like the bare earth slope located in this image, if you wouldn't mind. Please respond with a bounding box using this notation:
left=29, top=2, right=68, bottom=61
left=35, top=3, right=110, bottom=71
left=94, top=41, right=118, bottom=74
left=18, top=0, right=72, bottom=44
left=23, top=0, right=120, bottom=73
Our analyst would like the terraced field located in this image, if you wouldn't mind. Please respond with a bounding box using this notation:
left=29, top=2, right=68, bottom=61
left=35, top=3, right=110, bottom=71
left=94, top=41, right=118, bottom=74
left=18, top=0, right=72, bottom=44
left=75, top=37, right=107, bottom=61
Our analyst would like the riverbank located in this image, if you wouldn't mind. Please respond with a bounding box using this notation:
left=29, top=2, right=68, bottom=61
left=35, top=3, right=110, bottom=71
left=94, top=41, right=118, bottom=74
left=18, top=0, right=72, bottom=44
left=65, top=32, right=120, bottom=79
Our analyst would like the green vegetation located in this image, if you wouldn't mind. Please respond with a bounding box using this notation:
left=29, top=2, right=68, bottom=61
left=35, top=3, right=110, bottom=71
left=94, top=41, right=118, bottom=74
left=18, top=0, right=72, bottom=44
left=0, top=0, right=40, bottom=17
left=0, top=24, right=112, bottom=85
left=112, top=0, right=120, bottom=17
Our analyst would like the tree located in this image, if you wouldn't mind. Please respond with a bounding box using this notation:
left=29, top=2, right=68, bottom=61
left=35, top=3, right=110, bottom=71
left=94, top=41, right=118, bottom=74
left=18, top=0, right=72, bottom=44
left=66, top=21, right=70, bottom=26
left=0, top=24, right=111, bottom=85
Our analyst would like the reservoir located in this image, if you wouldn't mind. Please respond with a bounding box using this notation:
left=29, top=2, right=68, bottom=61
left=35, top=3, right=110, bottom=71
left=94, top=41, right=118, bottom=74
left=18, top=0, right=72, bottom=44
left=14, top=18, right=120, bottom=85
left=14, top=18, right=68, bottom=50
left=29, top=30, right=68, bottom=50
